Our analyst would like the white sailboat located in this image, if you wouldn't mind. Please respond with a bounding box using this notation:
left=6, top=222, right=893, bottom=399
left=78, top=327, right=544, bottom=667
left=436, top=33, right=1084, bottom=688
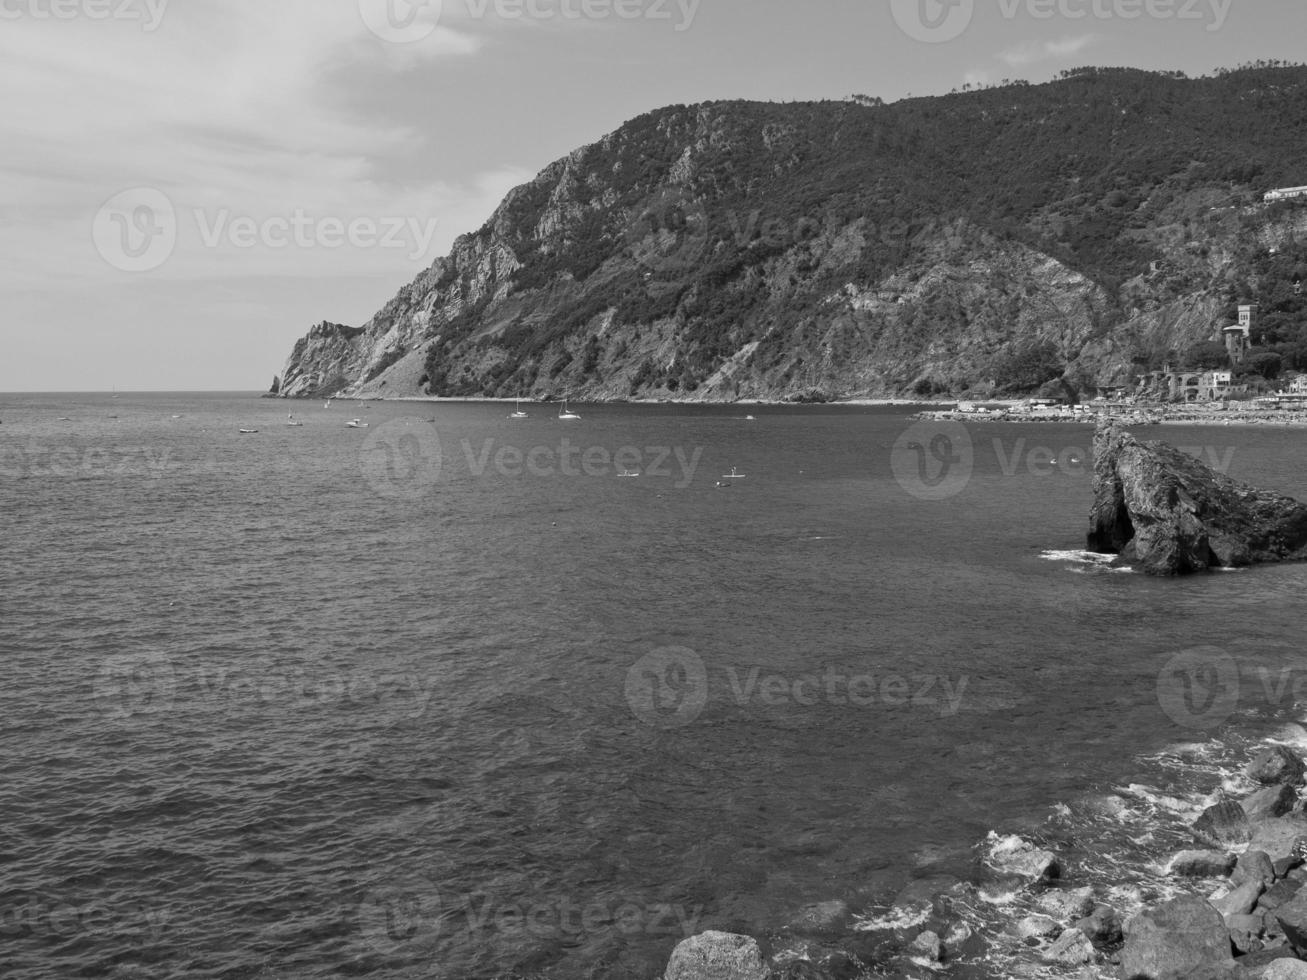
left=509, top=399, right=529, bottom=419
left=287, top=413, right=304, bottom=427
left=346, top=418, right=369, bottom=428
left=558, top=399, right=581, bottom=421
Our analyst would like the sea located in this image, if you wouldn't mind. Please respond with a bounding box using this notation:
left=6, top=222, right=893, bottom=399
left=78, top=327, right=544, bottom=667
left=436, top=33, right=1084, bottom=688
left=2, top=392, right=1306, bottom=979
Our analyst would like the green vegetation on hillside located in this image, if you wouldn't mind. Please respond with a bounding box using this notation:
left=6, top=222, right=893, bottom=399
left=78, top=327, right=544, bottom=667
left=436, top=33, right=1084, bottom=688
left=410, top=65, right=1307, bottom=399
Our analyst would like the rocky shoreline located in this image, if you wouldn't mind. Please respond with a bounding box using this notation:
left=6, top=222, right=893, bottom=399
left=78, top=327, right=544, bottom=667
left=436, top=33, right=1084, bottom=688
left=912, top=406, right=1307, bottom=428
left=656, top=742, right=1307, bottom=979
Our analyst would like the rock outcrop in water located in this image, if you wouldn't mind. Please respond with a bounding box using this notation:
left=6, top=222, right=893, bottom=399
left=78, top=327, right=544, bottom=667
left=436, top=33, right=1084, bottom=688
left=1086, top=421, right=1307, bottom=576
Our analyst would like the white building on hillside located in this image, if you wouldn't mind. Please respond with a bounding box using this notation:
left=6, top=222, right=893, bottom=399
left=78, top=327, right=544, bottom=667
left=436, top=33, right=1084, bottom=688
left=1265, top=186, right=1307, bottom=203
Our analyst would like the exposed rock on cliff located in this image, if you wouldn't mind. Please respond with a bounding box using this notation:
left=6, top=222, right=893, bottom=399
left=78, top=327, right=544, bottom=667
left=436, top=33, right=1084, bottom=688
left=1086, top=421, right=1307, bottom=575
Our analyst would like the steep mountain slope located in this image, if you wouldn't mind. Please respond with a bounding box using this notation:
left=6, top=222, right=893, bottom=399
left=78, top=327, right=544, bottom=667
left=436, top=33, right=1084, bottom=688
left=277, top=65, right=1307, bottom=402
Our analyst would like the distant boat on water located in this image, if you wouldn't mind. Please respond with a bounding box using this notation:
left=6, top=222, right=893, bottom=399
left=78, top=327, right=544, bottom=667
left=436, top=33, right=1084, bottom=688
left=287, top=414, right=304, bottom=427
left=239, top=428, right=259, bottom=434
left=510, top=399, right=529, bottom=419
left=346, top=418, right=369, bottom=428
left=558, top=399, right=581, bottom=421
left=721, top=467, right=746, bottom=480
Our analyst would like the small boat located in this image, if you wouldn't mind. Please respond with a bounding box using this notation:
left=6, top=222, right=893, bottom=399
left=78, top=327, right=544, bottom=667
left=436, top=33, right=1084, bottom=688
left=745, top=415, right=756, bottom=421
left=509, top=399, right=529, bottom=419
left=346, top=418, right=369, bottom=428
left=558, top=399, right=581, bottom=421
left=324, top=400, right=332, bottom=409
left=720, top=467, right=746, bottom=480
left=619, top=469, right=640, bottom=478
left=239, top=428, right=259, bottom=434
left=287, top=414, right=304, bottom=427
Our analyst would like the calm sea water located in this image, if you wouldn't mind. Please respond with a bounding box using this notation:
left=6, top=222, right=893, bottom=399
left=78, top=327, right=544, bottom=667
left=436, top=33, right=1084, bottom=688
left=2, top=393, right=1306, bottom=978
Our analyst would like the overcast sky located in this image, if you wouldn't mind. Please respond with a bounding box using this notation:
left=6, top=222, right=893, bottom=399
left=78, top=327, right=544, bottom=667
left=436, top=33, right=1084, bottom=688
left=2, top=0, right=1304, bottom=391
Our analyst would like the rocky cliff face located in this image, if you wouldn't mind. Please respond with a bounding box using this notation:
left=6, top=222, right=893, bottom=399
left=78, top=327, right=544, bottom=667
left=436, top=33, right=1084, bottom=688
left=1087, top=421, right=1307, bottom=575
left=275, top=68, right=1307, bottom=402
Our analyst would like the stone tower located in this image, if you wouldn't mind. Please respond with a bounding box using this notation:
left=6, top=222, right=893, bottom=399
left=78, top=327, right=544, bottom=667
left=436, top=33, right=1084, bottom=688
left=1223, top=304, right=1256, bottom=365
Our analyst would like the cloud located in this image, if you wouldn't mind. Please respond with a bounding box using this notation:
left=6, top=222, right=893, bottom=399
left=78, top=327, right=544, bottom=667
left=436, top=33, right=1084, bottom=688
left=999, top=34, right=1098, bottom=68
left=0, top=0, right=508, bottom=291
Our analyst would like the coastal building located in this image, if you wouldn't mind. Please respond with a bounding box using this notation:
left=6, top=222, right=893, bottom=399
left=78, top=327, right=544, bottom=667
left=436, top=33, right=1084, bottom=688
left=1133, top=369, right=1248, bottom=403
left=1291, top=376, right=1307, bottom=395
left=1264, top=186, right=1307, bottom=203
left=1221, top=304, right=1257, bottom=365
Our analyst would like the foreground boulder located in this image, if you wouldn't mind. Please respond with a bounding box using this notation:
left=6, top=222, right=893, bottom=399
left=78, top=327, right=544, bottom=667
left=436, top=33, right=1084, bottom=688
left=1193, top=800, right=1253, bottom=849
left=1248, top=746, right=1306, bottom=787
left=985, top=837, right=1061, bottom=881
left=1119, top=895, right=1233, bottom=979
left=665, top=932, right=771, bottom=980
left=1086, top=421, right=1307, bottom=575
left=1247, top=815, right=1307, bottom=865
left=1167, top=850, right=1237, bottom=877
left=1244, top=784, right=1299, bottom=821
